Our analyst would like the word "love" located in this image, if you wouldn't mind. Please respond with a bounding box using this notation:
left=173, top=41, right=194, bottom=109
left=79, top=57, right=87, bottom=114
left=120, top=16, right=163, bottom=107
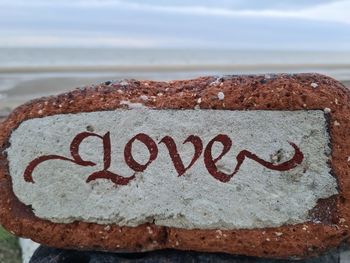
left=24, top=132, right=304, bottom=186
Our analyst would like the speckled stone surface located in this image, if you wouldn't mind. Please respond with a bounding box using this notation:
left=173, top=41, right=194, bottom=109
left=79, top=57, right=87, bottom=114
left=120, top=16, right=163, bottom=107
left=1, top=74, right=350, bottom=259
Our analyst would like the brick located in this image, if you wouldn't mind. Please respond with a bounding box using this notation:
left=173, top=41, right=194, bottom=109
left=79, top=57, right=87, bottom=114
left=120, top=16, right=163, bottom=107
left=0, top=74, right=349, bottom=258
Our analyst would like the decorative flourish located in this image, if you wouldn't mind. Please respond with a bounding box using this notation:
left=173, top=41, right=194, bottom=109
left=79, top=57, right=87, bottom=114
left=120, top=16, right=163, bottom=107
left=24, top=132, right=135, bottom=185
left=23, top=132, right=303, bottom=186
left=204, top=134, right=304, bottom=183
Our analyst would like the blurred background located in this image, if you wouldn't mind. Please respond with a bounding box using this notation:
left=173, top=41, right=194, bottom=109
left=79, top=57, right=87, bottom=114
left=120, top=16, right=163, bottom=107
left=1, top=1, right=350, bottom=262
left=0, top=0, right=350, bottom=112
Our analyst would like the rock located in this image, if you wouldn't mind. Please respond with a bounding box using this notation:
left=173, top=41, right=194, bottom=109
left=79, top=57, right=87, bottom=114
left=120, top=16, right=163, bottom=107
left=29, top=246, right=339, bottom=263
left=1, top=74, right=350, bottom=258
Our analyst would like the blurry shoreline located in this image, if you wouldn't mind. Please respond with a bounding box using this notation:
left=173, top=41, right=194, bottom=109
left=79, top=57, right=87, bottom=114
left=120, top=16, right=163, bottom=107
left=1, top=63, right=350, bottom=73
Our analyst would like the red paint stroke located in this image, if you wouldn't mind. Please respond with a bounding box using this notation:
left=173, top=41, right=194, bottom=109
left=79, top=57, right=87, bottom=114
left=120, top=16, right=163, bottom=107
left=159, top=135, right=203, bottom=176
left=86, top=170, right=135, bottom=185
left=24, top=132, right=135, bottom=186
left=24, top=131, right=304, bottom=186
left=204, top=134, right=304, bottom=183
left=124, top=133, right=158, bottom=172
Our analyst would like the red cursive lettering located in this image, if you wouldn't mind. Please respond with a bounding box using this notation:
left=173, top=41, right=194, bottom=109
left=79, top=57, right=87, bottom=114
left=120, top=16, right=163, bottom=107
left=23, top=132, right=304, bottom=186
left=159, top=135, right=203, bottom=176
left=24, top=132, right=135, bottom=186
left=204, top=134, right=304, bottom=182
left=124, top=133, right=158, bottom=172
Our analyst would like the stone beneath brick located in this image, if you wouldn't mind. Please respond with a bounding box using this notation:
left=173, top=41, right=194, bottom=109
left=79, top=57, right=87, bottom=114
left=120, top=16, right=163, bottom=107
left=29, top=246, right=340, bottom=263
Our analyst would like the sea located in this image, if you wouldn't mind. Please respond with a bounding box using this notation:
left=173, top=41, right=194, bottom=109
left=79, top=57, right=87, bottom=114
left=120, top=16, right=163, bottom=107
left=0, top=48, right=350, bottom=110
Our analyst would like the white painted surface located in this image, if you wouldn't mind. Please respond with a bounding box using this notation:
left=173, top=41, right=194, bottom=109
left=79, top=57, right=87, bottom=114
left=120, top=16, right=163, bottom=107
left=6, top=110, right=337, bottom=229
left=19, top=238, right=40, bottom=263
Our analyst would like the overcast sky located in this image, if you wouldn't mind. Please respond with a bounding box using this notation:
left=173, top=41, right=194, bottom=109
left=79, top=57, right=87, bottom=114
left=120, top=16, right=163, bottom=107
left=0, top=0, right=350, bottom=50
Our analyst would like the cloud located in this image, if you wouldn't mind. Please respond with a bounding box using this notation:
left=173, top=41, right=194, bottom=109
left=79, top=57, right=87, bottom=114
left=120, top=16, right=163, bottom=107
left=297, top=0, right=350, bottom=24
left=1, top=0, right=350, bottom=24
left=0, top=35, right=158, bottom=48
left=0, top=0, right=349, bottom=49
left=111, top=0, right=350, bottom=24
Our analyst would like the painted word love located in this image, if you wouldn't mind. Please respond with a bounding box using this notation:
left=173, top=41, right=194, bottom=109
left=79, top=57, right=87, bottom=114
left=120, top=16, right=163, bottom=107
left=24, top=132, right=304, bottom=186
